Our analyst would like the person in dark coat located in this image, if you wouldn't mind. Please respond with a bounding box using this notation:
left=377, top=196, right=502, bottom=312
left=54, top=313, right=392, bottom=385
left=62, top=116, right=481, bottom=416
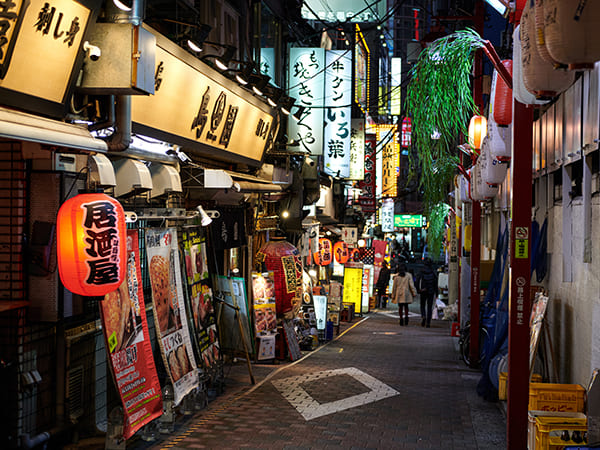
left=416, top=257, right=438, bottom=327
left=375, top=260, right=391, bottom=309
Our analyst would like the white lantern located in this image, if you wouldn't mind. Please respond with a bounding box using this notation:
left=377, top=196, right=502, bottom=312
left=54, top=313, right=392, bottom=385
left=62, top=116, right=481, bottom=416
left=458, top=174, right=471, bottom=204
left=513, top=25, right=548, bottom=105
left=544, top=0, right=600, bottom=70
left=520, top=0, right=574, bottom=98
left=468, top=115, right=487, bottom=151
left=488, top=108, right=512, bottom=161
left=479, top=137, right=508, bottom=185
left=470, top=163, right=498, bottom=201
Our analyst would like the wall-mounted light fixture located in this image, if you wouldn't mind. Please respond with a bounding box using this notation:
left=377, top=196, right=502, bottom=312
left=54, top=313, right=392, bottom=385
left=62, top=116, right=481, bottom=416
left=280, top=96, right=296, bottom=115
left=248, top=73, right=270, bottom=96
left=112, top=0, right=132, bottom=11
left=196, top=205, right=213, bottom=227
left=265, top=85, right=283, bottom=107
left=201, top=45, right=235, bottom=70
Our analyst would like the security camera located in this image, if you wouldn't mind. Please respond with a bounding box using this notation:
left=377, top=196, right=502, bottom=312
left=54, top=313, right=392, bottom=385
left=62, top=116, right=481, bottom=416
left=83, top=41, right=101, bottom=61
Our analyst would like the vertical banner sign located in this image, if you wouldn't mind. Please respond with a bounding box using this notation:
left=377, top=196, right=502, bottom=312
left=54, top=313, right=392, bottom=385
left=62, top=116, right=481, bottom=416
left=354, top=24, right=370, bottom=114
left=401, top=117, right=412, bottom=148
left=288, top=48, right=325, bottom=155
left=378, top=124, right=399, bottom=198
left=372, top=239, right=388, bottom=266
left=252, top=272, right=277, bottom=335
left=260, top=47, right=276, bottom=82
left=362, top=266, right=371, bottom=312
left=324, top=50, right=352, bottom=177
left=342, top=266, right=363, bottom=314
left=357, top=134, right=377, bottom=213
left=381, top=199, right=395, bottom=233
left=350, top=118, right=365, bottom=180
left=146, top=228, right=198, bottom=406
left=181, top=228, right=221, bottom=370
left=100, top=230, right=163, bottom=440
left=391, top=57, right=402, bottom=116
left=313, top=295, right=328, bottom=330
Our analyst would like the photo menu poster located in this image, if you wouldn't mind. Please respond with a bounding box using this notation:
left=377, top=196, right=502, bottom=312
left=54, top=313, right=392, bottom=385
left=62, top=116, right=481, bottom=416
left=146, top=228, right=198, bottom=406
left=181, top=227, right=220, bottom=370
left=252, top=272, right=277, bottom=335
left=100, top=229, right=163, bottom=440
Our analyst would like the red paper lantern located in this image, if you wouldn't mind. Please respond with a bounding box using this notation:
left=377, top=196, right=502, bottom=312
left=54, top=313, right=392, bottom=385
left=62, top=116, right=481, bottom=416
left=57, top=193, right=127, bottom=296
left=256, top=239, right=302, bottom=316
left=315, top=238, right=332, bottom=266
left=493, top=60, right=513, bottom=126
left=333, top=241, right=349, bottom=264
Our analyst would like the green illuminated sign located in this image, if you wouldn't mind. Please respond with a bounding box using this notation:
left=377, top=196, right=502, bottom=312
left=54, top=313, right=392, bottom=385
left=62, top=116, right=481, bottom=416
left=394, top=214, right=424, bottom=228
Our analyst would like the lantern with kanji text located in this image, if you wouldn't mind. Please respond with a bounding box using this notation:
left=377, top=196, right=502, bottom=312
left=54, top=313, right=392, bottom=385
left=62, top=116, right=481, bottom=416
left=333, top=241, right=349, bottom=264
left=313, top=238, right=332, bottom=266
left=57, top=193, right=127, bottom=296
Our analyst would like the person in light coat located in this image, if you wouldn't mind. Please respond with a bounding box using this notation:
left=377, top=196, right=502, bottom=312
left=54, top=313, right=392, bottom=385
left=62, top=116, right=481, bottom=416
left=390, top=263, right=417, bottom=326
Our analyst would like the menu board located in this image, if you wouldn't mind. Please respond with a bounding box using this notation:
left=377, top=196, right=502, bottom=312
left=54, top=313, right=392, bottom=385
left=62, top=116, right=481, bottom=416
left=146, top=228, right=198, bottom=406
left=100, top=230, right=163, bottom=440
left=181, top=227, right=220, bottom=370
left=217, top=276, right=253, bottom=356
left=252, top=272, right=277, bottom=335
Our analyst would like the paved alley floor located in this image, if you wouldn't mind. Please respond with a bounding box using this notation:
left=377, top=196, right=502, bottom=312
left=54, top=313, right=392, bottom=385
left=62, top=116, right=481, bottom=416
left=137, top=311, right=506, bottom=449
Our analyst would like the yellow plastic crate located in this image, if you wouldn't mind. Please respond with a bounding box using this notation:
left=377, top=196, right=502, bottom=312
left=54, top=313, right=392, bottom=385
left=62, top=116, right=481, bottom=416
left=528, top=411, right=585, bottom=450
left=529, top=383, right=586, bottom=413
left=498, top=372, right=542, bottom=401
left=534, top=415, right=587, bottom=449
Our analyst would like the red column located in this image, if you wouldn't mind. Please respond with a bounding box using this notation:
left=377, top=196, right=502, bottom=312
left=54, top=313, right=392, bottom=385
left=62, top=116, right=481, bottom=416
left=507, top=100, right=533, bottom=448
left=469, top=200, right=481, bottom=366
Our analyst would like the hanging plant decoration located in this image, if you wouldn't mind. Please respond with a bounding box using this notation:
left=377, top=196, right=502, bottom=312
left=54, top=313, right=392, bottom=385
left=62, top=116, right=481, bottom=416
left=427, top=202, right=451, bottom=260
left=405, top=28, right=486, bottom=214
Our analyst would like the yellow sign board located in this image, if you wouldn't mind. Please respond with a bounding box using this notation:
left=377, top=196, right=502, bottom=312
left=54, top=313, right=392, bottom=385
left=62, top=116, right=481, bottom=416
left=132, top=27, right=277, bottom=166
left=515, top=239, right=528, bottom=259
left=0, top=0, right=94, bottom=111
left=342, top=266, right=363, bottom=313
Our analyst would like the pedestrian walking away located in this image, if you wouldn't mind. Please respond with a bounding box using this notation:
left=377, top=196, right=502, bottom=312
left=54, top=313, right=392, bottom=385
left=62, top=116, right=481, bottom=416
left=390, top=262, right=417, bottom=326
left=375, top=260, right=391, bottom=308
left=416, top=257, right=438, bottom=327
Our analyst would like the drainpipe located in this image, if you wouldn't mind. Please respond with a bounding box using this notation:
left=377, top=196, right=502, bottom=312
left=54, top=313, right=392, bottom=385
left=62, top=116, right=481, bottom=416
left=102, top=0, right=144, bottom=152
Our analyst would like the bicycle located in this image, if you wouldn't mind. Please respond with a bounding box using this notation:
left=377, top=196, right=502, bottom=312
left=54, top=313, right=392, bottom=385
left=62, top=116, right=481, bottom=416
left=459, top=321, right=491, bottom=367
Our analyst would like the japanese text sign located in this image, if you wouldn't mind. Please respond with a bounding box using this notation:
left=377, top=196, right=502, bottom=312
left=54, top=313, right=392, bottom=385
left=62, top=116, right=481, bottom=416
left=349, top=118, right=365, bottom=180
left=288, top=47, right=325, bottom=155
left=324, top=50, right=352, bottom=178
left=357, top=134, right=376, bottom=213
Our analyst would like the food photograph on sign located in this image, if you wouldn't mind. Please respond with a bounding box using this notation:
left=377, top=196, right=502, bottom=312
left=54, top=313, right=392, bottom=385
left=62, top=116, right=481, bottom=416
left=252, top=272, right=277, bottom=334
left=146, top=228, right=198, bottom=405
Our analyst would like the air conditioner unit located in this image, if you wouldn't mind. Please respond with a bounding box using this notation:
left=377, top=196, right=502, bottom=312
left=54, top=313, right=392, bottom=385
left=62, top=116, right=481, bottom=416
left=149, top=164, right=182, bottom=198
left=111, top=159, right=152, bottom=197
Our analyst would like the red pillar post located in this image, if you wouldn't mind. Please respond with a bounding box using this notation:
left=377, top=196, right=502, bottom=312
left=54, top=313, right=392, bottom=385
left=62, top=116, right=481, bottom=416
left=469, top=0, right=484, bottom=365
left=507, top=100, right=533, bottom=448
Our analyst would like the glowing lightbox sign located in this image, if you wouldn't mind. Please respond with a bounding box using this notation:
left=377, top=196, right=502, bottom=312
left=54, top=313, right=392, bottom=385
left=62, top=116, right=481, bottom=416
left=391, top=57, right=402, bottom=116
left=381, top=199, right=395, bottom=233
left=302, top=0, right=386, bottom=22
left=349, top=118, right=365, bottom=180
left=355, top=25, right=370, bottom=114
left=324, top=50, right=352, bottom=178
left=394, top=214, right=424, bottom=228
left=377, top=125, right=399, bottom=198
left=260, top=48, right=275, bottom=82
left=288, top=48, right=325, bottom=155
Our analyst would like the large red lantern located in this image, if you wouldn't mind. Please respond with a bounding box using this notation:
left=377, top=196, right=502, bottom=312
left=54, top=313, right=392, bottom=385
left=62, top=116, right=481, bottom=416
left=333, top=241, right=349, bottom=264
left=256, top=239, right=302, bottom=317
left=493, top=60, right=513, bottom=126
left=57, top=193, right=127, bottom=296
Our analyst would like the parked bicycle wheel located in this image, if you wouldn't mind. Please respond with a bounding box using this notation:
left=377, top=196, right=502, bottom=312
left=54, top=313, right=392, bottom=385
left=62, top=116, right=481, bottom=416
left=460, top=325, right=490, bottom=367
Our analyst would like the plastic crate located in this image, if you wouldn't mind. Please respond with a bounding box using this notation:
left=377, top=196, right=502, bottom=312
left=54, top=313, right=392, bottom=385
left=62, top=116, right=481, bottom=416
left=534, top=415, right=587, bottom=449
left=529, top=383, right=586, bottom=412
left=498, top=372, right=542, bottom=401
left=528, top=411, right=586, bottom=450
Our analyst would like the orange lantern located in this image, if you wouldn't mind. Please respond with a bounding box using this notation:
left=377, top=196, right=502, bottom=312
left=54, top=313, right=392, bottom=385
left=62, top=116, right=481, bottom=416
left=333, top=241, right=349, bottom=264
left=57, top=193, right=127, bottom=296
left=468, top=115, right=487, bottom=151
left=314, top=238, right=332, bottom=266
left=493, top=60, right=513, bottom=126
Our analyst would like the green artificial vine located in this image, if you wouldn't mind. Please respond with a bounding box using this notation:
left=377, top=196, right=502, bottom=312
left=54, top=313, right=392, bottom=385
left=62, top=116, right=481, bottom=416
left=405, top=28, right=486, bottom=215
left=427, top=202, right=451, bottom=261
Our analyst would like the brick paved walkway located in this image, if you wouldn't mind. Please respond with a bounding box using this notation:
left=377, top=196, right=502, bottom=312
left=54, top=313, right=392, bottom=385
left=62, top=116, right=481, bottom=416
left=134, top=312, right=506, bottom=449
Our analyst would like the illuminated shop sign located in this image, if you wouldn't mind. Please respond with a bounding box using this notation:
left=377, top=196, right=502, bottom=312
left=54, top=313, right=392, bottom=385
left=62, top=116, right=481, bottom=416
left=381, top=198, right=395, bottom=233
left=132, top=26, right=277, bottom=167
left=324, top=49, right=352, bottom=178
left=260, top=47, right=275, bottom=81
left=302, top=0, right=386, bottom=22
left=394, top=215, right=425, bottom=228
left=0, top=0, right=98, bottom=116
left=354, top=25, right=369, bottom=114
left=349, top=118, right=365, bottom=180
left=288, top=47, right=325, bottom=155
left=378, top=124, right=399, bottom=198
